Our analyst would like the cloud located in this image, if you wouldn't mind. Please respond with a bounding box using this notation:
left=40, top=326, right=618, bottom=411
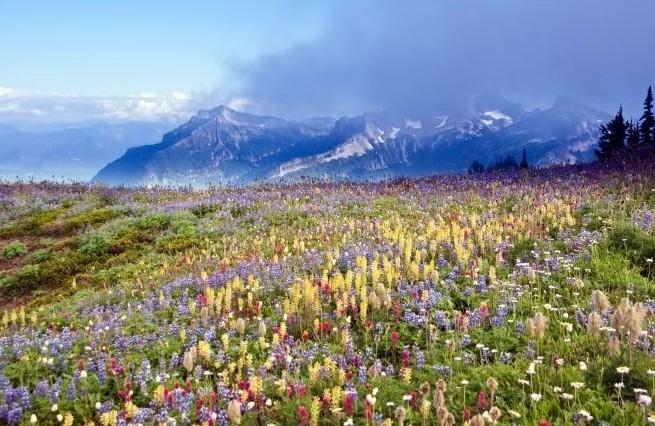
left=0, top=87, right=201, bottom=125
left=233, top=0, right=655, bottom=118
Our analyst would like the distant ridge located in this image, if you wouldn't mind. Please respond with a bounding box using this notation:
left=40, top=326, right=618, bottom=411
left=93, top=95, right=609, bottom=187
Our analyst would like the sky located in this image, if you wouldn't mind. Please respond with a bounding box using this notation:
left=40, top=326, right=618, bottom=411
left=1, top=0, right=655, bottom=124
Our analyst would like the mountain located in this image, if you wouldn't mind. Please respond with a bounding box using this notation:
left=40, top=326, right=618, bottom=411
left=92, top=96, right=608, bottom=186
left=0, top=121, right=169, bottom=181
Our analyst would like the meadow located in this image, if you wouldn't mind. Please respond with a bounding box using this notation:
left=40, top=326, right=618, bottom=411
left=1, top=157, right=655, bottom=425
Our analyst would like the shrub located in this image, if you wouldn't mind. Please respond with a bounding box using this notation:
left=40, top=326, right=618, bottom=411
left=2, top=241, right=27, bottom=260
left=78, top=233, right=109, bottom=257
left=26, top=248, right=54, bottom=263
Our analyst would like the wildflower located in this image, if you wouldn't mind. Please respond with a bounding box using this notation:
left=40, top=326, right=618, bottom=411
left=577, top=410, right=593, bottom=421
left=343, top=419, right=353, bottom=426
left=64, top=411, right=74, bottom=426
left=579, top=361, right=587, bottom=371
left=489, top=406, right=501, bottom=422
left=591, top=290, right=612, bottom=314
left=486, top=377, right=498, bottom=391
left=508, top=410, right=521, bottom=418
left=638, top=394, right=653, bottom=407
left=470, top=414, right=485, bottom=426
left=561, top=393, right=574, bottom=400
left=614, top=382, right=625, bottom=389
left=30, top=414, right=37, bottom=424
left=530, top=393, right=542, bottom=402
left=227, top=400, right=242, bottom=425
left=183, top=350, right=194, bottom=373
left=477, top=390, right=488, bottom=411
left=99, top=410, right=118, bottom=426
left=616, top=366, right=630, bottom=374
left=553, top=386, right=562, bottom=393
left=570, top=382, right=584, bottom=390
left=460, top=379, right=469, bottom=385
left=394, top=406, right=406, bottom=426
left=236, top=318, right=246, bottom=335
left=298, top=406, right=309, bottom=426
left=526, top=362, right=536, bottom=375
left=419, top=382, right=430, bottom=396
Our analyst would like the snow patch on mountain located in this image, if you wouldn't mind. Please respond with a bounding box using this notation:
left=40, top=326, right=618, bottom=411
left=318, top=124, right=384, bottom=162
left=483, top=110, right=512, bottom=122
left=276, top=159, right=309, bottom=178
left=405, top=119, right=422, bottom=129
left=435, top=116, right=449, bottom=128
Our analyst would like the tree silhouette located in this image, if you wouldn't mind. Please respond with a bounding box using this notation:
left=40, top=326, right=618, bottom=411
left=626, top=119, right=641, bottom=149
left=468, top=160, right=485, bottom=174
left=519, top=148, right=528, bottom=169
left=640, top=86, right=654, bottom=145
left=595, top=106, right=626, bottom=161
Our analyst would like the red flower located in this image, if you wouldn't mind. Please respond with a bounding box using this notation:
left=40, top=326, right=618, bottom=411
left=320, top=321, right=332, bottom=335
left=344, top=393, right=354, bottom=415
left=287, top=383, right=296, bottom=398
left=539, top=420, right=551, bottom=426
left=322, top=394, right=331, bottom=411
left=298, top=406, right=309, bottom=426
left=463, top=408, right=471, bottom=421
left=364, top=400, right=373, bottom=420
left=297, top=383, right=307, bottom=397
left=402, top=348, right=411, bottom=368
left=393, top=302, right=401, bottom=321
left=346, top=369, right=354, bottom=382
left=409, top=391, right=419, bottom=410
left=302, top=330, right=310, bottom=341
left=477, top=390, right=487, bottom=412
left=391, top=331, right=399, bottom=348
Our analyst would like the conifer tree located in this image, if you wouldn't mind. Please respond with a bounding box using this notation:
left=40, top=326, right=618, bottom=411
left=639, top=86, right=655, bottom=145
left=595, top=106, right=626, bottom=161
left=519, top=148, right=528, bottom=169
left=640, top=86, right=654, bottom=145
left=626, top=119, right=641, bottom=148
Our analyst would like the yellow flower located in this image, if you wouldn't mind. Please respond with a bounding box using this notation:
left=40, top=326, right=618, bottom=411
left=198, top=340, right=212, bottom=360
left=99, top=410, right=118, bottom=426
left=124, top=401, right=137, bottom=419
left=401, top=367, right=412, bottom=385
left=310, top=396, right=320, bottom=426
left=154, top=385, right=166, bottom=406
left=63, top=412, right=74, bottom=426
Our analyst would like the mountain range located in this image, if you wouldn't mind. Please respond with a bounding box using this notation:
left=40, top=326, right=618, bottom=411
left=0, top=121, right=168, bottom=181
left=92, top=94, right=608, bottom=187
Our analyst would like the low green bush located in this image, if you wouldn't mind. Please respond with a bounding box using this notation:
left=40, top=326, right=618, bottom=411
left=2, top=241, right=27, bottom=260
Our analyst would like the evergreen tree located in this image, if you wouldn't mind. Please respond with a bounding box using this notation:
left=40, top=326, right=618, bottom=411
left=519, top=148, right=528, bottom=169
left=626, top=119, right=641, bottom=148
left=640, top=86, right=654, bottom=145
left=468, top=160, right=485, bottom=174
left=595, top=106, right=626, bottom=161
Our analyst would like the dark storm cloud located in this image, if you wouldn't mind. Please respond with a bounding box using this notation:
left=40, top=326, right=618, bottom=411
left=234, top=0, right=655, bottom=117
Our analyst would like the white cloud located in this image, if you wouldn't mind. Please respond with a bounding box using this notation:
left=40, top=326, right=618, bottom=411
left=0, top=88, right=200, bottom=125
left=227, top=97, right=253, bottom=112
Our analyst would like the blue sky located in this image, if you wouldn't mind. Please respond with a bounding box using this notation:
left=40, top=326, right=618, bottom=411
left=0, top=0, right=330, bottom=96
left=1, top=0, right=655, bottom=122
